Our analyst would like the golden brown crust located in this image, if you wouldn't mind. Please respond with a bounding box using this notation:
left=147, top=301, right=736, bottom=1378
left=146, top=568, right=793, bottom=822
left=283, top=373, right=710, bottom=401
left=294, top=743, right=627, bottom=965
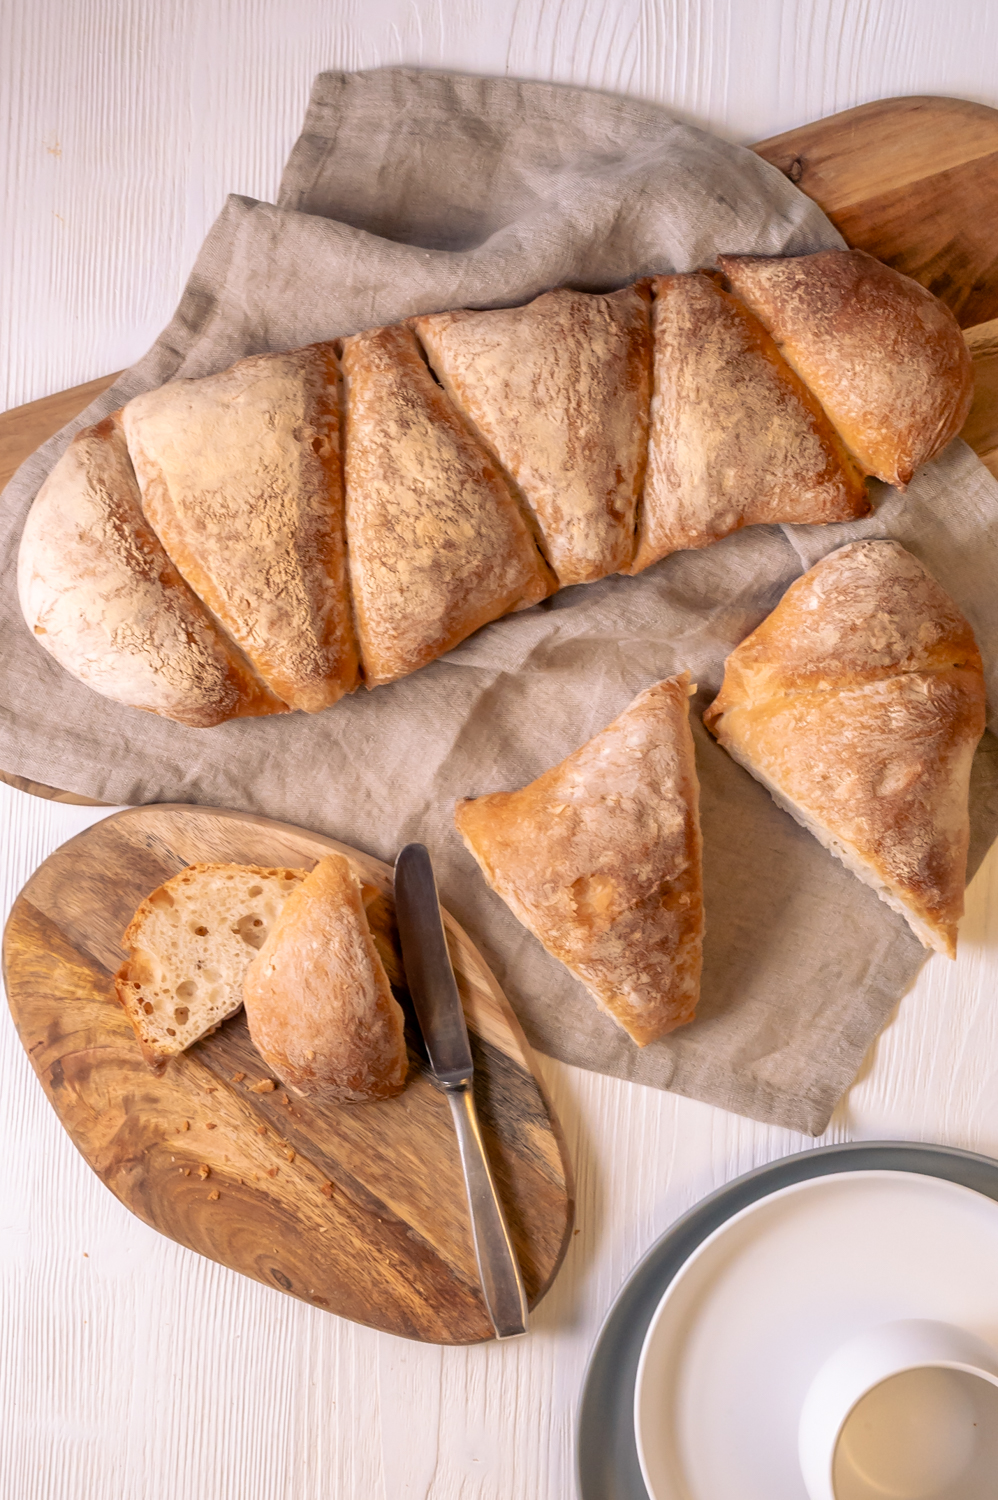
left=17, top=414, right=285, bottom=726
left=718, top=249, right=974, bottom=488
left=704, top=541, right=986, bottom=956
left=455, top=674, right=703, bottom=1045
left=341, top=322, right=554, bottom=686
left=414, top=286, right=651, bottom=586
left=630, top=273, right=869, bottom=572
left=122, top=343, right=360, bottom=712
left=242, top=854, right=408, bottom=1103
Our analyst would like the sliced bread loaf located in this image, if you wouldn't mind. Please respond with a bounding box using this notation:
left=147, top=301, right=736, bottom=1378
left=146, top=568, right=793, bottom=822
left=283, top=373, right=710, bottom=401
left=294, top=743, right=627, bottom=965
left=115, top=862, right=308, bottom=1071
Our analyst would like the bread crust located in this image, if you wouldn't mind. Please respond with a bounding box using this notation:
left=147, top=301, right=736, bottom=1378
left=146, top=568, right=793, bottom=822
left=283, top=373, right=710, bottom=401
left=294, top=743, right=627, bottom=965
left=414, top=285, right=652, bottom=586
left=455, top=673, right=703, bottom=1045
left=630, top=272, right=869, bottom=572
left=719, top=249, right=974, bottom=488
left=122, top=343, right=360, bottom=712
left=341, top=322, right=554, bottom=686
left=16, top=414, right=285, bottom=726
left=243, top=854, right=408, bottom=1103
left=704, top=540, right=986, bottom=956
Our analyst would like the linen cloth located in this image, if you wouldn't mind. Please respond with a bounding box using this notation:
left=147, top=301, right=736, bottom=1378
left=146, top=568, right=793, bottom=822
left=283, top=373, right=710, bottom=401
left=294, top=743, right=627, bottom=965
left=2, top=68, right=996, bottom=1134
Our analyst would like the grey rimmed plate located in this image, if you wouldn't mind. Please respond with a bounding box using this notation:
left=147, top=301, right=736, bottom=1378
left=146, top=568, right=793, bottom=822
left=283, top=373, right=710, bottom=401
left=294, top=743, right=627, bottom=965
left=576, top=1139, right=998, bottom=1500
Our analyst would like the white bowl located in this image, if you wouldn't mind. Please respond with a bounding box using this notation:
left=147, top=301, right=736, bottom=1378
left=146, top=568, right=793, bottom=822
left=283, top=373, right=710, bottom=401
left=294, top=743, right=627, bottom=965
left=798, top=1319, right=998, bottom=1500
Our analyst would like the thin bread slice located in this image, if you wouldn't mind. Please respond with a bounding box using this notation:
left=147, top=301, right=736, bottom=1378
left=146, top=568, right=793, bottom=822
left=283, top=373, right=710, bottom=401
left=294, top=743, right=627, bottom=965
left=115, top=863, right=308, bottom=1071
left=455, top=673, right=704, bottom=1045
left=243, top=853, right=408, bottom=1104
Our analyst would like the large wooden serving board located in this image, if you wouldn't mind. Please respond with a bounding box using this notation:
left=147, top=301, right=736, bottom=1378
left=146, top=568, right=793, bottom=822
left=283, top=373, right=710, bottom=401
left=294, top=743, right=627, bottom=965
left=2, top=95, right=998, bottom=810
left=1, top=804, right=575, bottom=1344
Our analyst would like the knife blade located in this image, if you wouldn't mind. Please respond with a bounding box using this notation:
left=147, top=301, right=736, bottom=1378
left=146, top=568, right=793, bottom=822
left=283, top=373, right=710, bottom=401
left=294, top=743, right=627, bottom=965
left=394, top=842, right=528, bottom=1339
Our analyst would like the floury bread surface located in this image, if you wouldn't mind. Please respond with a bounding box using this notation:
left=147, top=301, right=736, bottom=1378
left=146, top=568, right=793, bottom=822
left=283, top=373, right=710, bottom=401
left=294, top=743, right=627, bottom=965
left=115, top=863, right=308, bottom=1071
left=705, top=541, right=987, bottom=957
left=243, top=854, right=408, bottom=1103
left=17, top=251, right=975, bottom=726
left=455, top=673, right=704, bottom=1045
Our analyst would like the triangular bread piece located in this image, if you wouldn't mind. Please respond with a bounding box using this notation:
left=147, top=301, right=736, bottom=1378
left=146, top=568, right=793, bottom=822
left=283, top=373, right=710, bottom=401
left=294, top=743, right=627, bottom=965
left=704, top=541, right=986, bottom=957
left=630, top=272, right=869, bottom=572
left=341, top=322, right=554, bottom=686
left=17, top=414, right=285, bottom=726
left=243, top=854, right=408, bottom=1104
left=414, top=286, right=651, bottom=586
left=121, top=343, right=359, bottom=712
left=455, top=673, right=703, bottom=1044
left=719, top=250, right=974, bottom=489
left=115, top=864, right=308, bottom=1072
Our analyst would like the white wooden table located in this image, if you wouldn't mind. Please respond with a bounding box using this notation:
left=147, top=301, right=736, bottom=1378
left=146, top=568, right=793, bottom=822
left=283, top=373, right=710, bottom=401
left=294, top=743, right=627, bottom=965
left=3, top=5, right=998, bottom=1496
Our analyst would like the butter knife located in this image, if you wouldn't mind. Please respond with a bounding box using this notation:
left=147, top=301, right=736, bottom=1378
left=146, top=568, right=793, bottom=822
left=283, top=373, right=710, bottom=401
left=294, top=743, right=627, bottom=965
left=393, top=843, right=529, bottom=1339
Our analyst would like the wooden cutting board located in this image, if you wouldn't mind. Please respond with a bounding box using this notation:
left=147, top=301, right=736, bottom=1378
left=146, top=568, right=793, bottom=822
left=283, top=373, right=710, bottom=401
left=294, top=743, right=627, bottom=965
left=1, top=804, right=574, bottom=1344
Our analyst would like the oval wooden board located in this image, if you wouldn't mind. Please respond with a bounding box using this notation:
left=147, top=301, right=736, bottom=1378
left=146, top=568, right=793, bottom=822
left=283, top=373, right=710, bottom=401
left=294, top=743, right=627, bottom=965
left=1, top=804, right=575, bottom=1345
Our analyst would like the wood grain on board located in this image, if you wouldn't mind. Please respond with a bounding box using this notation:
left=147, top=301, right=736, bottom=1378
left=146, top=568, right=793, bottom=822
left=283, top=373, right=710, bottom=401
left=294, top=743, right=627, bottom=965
left=1, top=804, right=575, bottom=1345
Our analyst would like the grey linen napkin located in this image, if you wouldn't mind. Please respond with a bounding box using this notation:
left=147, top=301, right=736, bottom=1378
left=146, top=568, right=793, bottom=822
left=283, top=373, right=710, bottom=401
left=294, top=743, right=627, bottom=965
left=2, top=68, right=997, bottom=1135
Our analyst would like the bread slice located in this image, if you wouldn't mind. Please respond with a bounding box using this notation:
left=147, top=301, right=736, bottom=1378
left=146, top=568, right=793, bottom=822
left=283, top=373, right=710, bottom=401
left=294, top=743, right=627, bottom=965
left=243, top=854, right=408, bottom=1103
left=414, top=286, right=652, bottom=586
left=455, top=673, right=703, bottom=1045
left=718, top=249, right=974, bottom=488
left=121, top=342, right=360, bottom=712
left=704, top=541, right=987, bottom=956
left=17, top=414, right=285, bottom=726
left=341, top=321, right=554, bottom=686
left=115, top=863, right=308, bottom=1071
left=630, top=272, right=869, bottom=572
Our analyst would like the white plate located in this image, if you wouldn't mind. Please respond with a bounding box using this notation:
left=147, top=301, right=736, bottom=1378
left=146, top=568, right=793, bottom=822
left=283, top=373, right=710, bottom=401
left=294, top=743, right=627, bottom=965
left=634, top=1170, right=998, bottom=1500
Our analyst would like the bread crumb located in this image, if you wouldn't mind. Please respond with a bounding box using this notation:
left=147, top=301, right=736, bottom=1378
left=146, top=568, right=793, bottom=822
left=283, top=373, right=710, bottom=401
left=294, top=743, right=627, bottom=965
left=320, top=1181, right=334, bottom=1198
left=256, top=1124, right=267, bottom=1135
left=208, top=1190, right=220, bottom=1201
left=305, top=1050, right=315, bottom=1061
left=205, top=1122, right=217, bottom=1131
left=284, top=1148, right=295, bottom=1163
left=197, top=1164, right=210, bottom=1180
left=232, top=1072, right=246, bottom=1083
left=205, top=1087, right=217, bottom=1094
left=267, top=1167, right=278, bottom=1178
left=83, top=1252, right=88, bottom=1258
left=183, top=1168, right=191, bottom=1176
left=180, top=1120, right=189, bottom=1131
left=280, top=1094, right=290, bottom=1106
left=250, top=1079, right=276, bottom=1093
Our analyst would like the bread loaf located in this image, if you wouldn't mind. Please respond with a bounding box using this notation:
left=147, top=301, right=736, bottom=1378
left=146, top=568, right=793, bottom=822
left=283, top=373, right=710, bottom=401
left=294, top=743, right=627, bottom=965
left=122, top=343, right=360, bottom=712
left=16, top=414, right=286, bottom=726
left=704, top=541, right=986, bottom=956
left=455, top=673, right=703, bottom=1044
left=18, top=252, right=975, bottom=726
left=115, top=863, right=308, bottom=1071
left=341, top=322, right=554, bottom=685
left=719, top=249, right=973, bottom=488
left=243, top=854, right=408, bottom=1103
left=630, top=271, right=869, bottom=571
left=415, top=285, right=652, bottom=586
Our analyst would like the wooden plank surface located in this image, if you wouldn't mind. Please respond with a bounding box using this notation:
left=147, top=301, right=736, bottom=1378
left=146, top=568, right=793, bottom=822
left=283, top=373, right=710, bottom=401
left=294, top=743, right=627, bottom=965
left=2, top=804, right=574, bottom=1344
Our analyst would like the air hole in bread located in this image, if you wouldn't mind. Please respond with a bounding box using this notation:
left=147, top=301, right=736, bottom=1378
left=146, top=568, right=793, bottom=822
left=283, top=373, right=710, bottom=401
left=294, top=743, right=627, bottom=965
left=233, top=912, right=268, bottom=949
left=174, top=1006, right=190, bottom=1026
left=248, top=885, right=263, bottom=897
left=193, top=924, right=209, bottom=936
left=175, top=979, right=197, bottom=1000
left=148, top=888, right=175, bottom=911
left=166, top=1027, right=176, bottom=1037
left=142, top=1001, right=154, bottom=1015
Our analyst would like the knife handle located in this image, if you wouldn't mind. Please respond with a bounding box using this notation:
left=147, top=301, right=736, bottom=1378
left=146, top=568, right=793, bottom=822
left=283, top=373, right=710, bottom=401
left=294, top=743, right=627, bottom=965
left=446, top=1083, right=529, bottom=1339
